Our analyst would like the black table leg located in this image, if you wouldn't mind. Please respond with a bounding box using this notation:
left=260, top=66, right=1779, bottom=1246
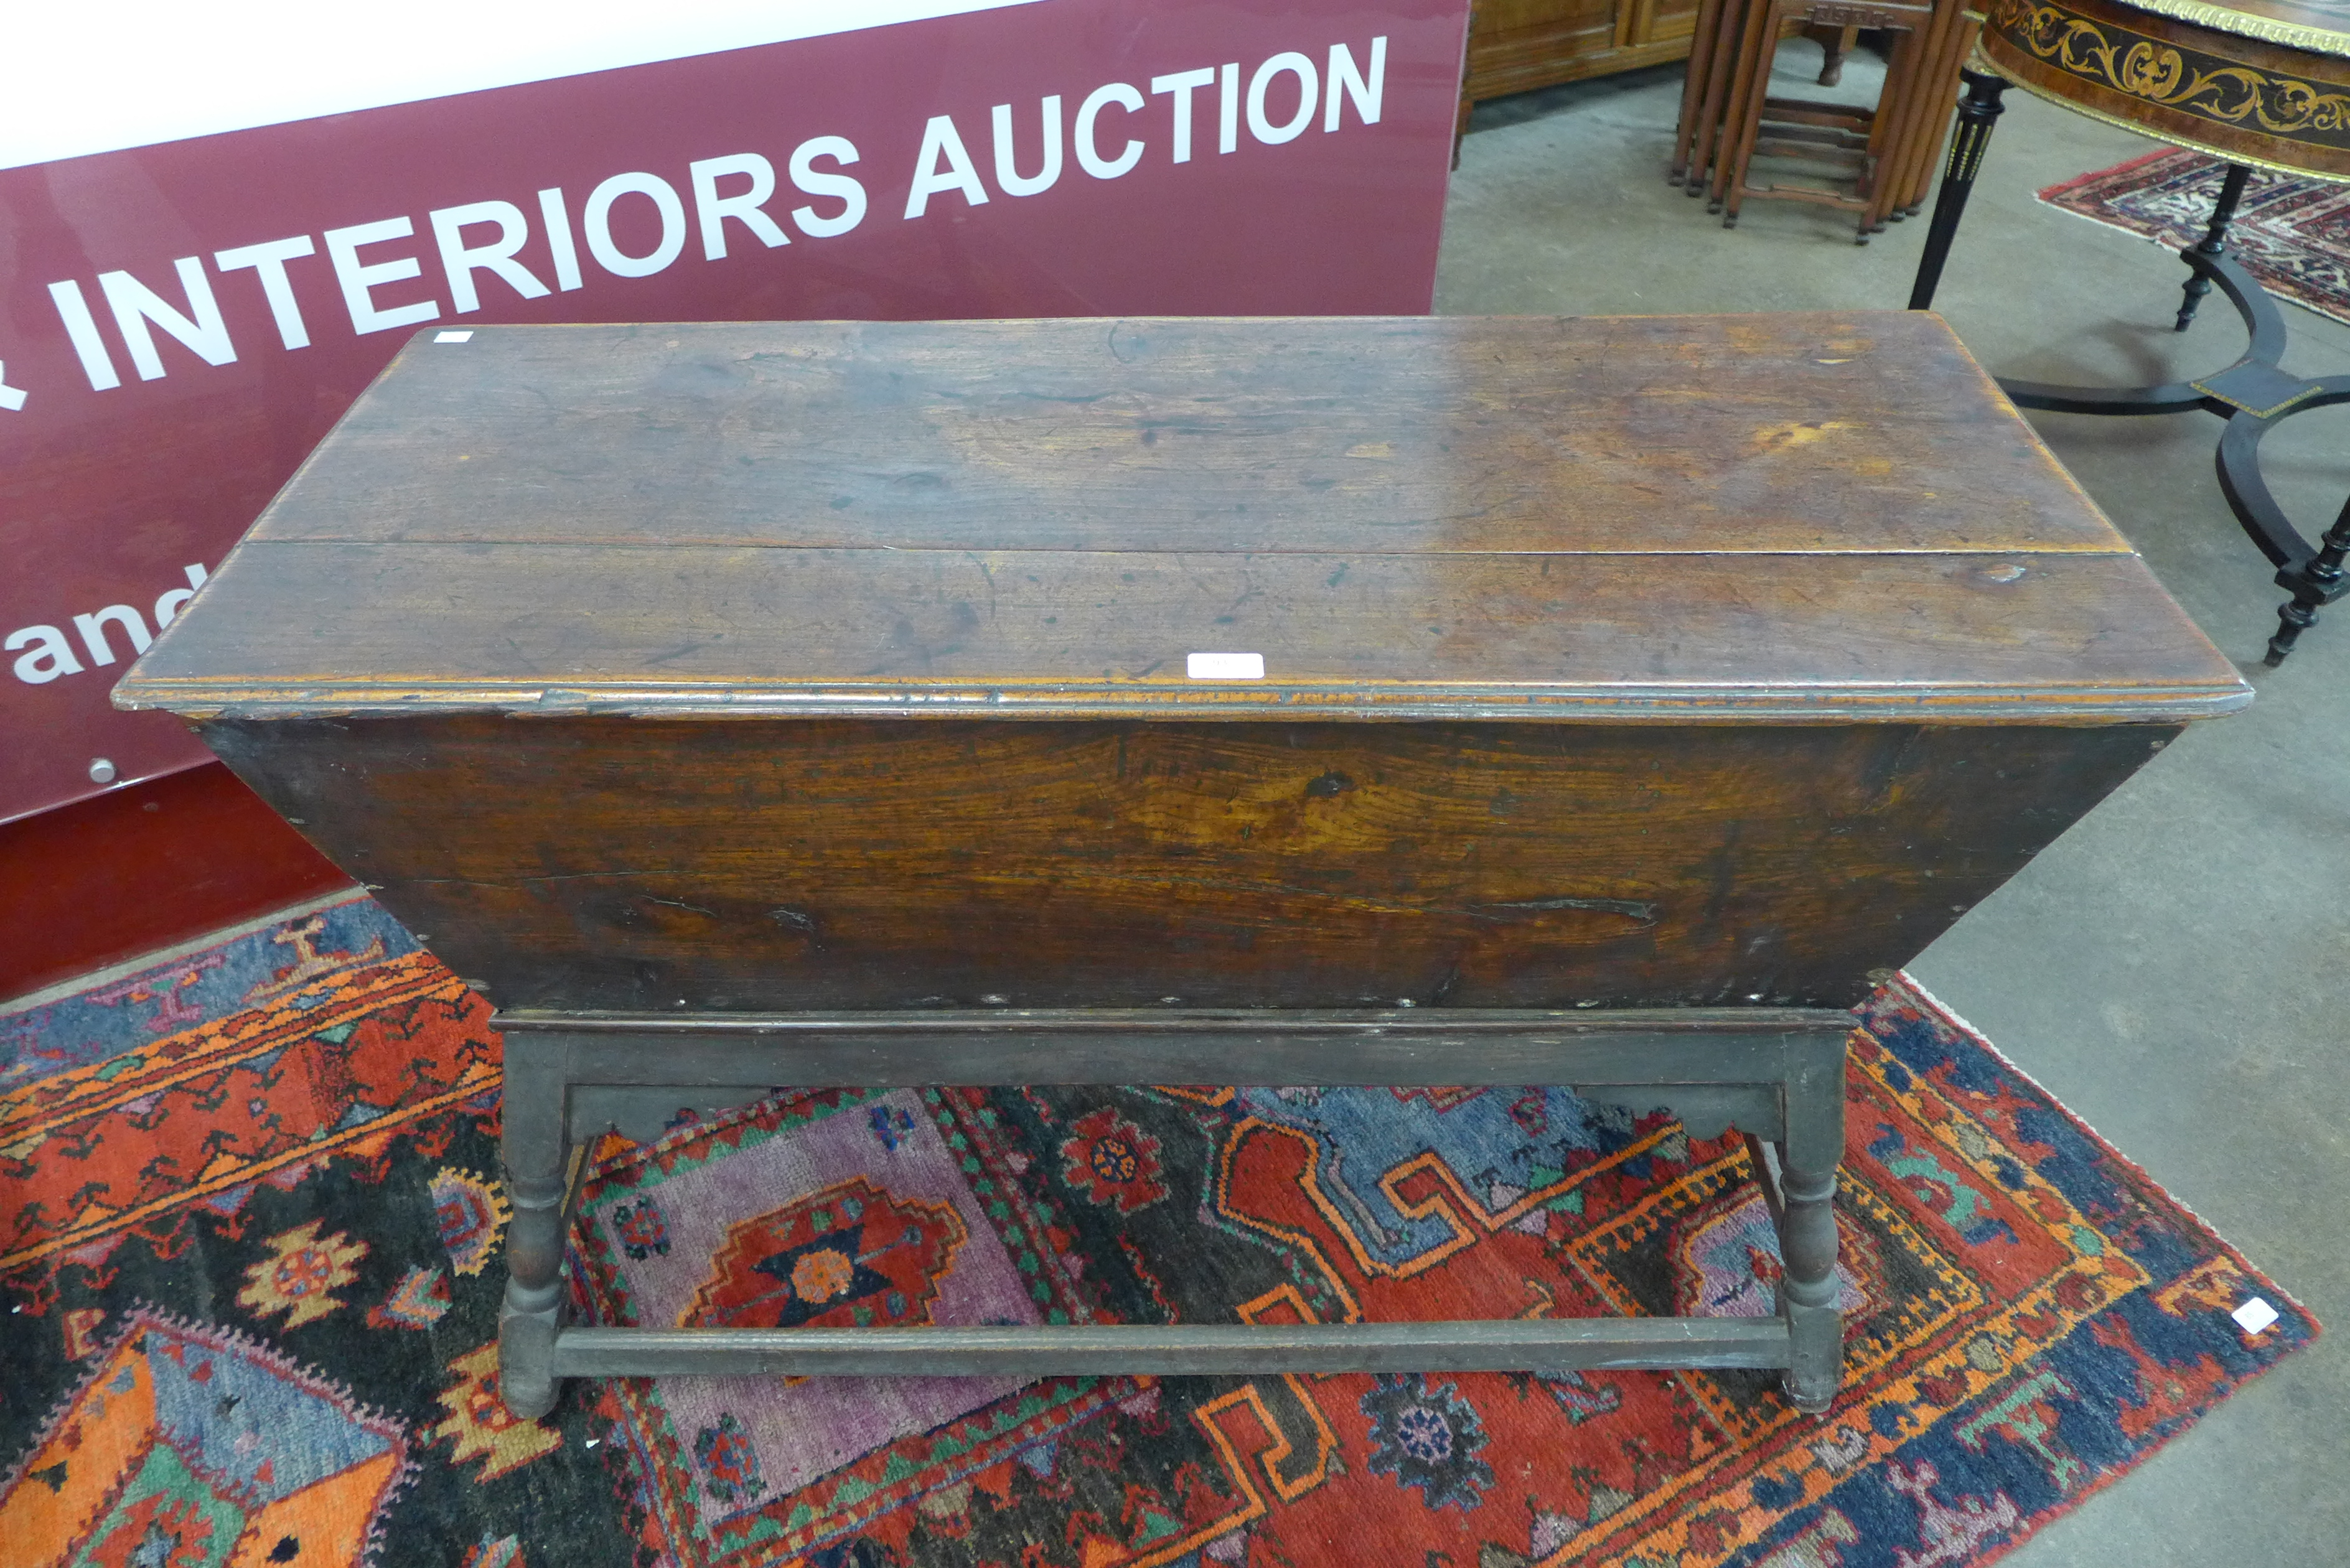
left=1999, top=240, right=2350, bottom=664
left=2177, top=164, right=2254, bottom=332
left=1907, top=70, right=2008, bottom=312
left=2268, top=498, right=2350, bottom=665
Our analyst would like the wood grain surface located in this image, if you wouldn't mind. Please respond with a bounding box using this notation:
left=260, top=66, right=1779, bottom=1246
left=113, top=313, right=2247, bottom=724
left=228, top=315, right=2123, bottom=556
left=124, top=543, right=2242, bottom=722
left=129, top=315, right=2236, bottom=1417
left=199, top=714, right=2177, bottom=1011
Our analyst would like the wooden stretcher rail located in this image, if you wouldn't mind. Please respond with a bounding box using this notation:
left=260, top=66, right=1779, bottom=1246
left=548, top=1319, right=1797, bottom=1379
left=497, top=1007, right=1852, bottom=1412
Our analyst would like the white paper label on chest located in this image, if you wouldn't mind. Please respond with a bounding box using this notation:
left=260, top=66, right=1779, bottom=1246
left=1186, top=652, right=1265, bottom=680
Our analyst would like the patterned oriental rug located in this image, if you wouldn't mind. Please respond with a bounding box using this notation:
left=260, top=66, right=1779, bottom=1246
left=2038, top=150, right=2350, bottom=329
left=0, top=897, right=2317, bottom=1568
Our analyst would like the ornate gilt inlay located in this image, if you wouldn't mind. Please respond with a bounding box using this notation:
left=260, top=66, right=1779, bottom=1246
left=1982, top=0, right=2350, bottom=168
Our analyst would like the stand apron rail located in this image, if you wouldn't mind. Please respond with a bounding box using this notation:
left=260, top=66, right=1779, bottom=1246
left=492, top=1007, right=1854, bottom=1418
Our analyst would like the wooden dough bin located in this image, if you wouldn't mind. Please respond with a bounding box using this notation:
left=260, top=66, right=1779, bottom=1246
left=113, top=314, right=2249, bottom=1416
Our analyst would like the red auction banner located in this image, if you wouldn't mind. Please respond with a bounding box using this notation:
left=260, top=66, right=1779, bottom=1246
left=1, top=0, right=1467, bottom=826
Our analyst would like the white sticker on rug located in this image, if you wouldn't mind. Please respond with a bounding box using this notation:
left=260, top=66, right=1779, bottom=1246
left=2232, top=1297, right=2280, bottom=1335
left=1186, top=652, right=1264, bottom=680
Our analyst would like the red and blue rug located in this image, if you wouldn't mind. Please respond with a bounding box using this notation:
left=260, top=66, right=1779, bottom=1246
left=2039, top=149, right=2350, bottom=328
left=0, top=896, right=2318, bottom=1567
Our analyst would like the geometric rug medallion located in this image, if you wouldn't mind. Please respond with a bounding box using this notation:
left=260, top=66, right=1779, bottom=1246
left=0, top=894, right=2321, bottom=1567
left=2039, top=149, right=2350, bottom=327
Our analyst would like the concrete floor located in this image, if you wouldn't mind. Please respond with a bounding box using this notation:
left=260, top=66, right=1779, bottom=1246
left=1439, top=50, right=2350, bottom=1565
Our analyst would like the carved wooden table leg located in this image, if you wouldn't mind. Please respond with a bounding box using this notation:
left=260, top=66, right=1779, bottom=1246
left=1814, top=22, right=1859, bottom=85
left=498, top=1030, right=571, bottom=1421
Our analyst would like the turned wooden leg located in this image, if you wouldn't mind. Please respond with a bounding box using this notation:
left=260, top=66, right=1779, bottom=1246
left=499, top=1031, right=571, bottom=1419
left=1718, top=0, right=1788, bottom=227
left=1814, top=22, right=1857, bottom=86
left=1690, top=0, right=1753, bottom=199
left=1670, top=0, right=1730, bottom=183
left=1776, top=1030, right=1848, bottom=1413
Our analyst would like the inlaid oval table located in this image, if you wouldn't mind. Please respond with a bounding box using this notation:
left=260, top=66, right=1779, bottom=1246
left=1906, top=0, right=2350, bottom=661
left=113, top=314, right=2249, bottom=1419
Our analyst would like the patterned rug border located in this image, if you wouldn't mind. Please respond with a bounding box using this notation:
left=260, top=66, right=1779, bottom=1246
left=0, top=887, right=369, bottom=1018
left=2039, top=149, right=2174, bottom=201
left=1875, top=976, right=2322, bottom=1568
left=2036, top=149, right=2350, bottom=329
left=1, top=890, right=424, bottom=1093
left=1898, top=971, right=2309, bottom=1315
